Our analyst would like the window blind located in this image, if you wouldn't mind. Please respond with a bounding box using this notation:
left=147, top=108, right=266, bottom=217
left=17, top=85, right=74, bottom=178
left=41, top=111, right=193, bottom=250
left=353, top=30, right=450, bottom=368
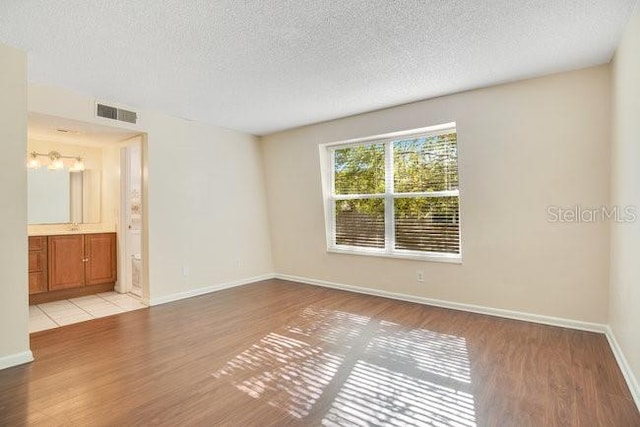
left=326, top=125, right=460, bottom=260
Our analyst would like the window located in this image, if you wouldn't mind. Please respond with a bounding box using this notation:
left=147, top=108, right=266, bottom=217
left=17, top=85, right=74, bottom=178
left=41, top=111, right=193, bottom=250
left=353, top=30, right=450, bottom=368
left=321, top=123, right=461, bottom=262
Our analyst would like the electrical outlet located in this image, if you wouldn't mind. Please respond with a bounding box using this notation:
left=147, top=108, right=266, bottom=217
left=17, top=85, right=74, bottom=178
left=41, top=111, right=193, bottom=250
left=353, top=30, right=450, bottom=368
left=416, top=271, right=424, bottom=282
left=182, top=265, right=190, bottom=277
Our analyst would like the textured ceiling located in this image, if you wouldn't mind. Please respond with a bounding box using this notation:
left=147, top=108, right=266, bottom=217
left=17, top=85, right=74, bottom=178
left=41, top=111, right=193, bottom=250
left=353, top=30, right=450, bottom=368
left=0, top=1, right=636, bottom=135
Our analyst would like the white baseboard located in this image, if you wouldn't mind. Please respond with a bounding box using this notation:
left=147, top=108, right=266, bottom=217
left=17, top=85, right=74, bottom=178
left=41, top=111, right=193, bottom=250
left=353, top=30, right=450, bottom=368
left=0, top=350, right=33, bottom=370
left=274, top=274, right=607, bottom=333
left=605, top=326, right=640, bottom=409
left=148, top=273, right=276, bottom=306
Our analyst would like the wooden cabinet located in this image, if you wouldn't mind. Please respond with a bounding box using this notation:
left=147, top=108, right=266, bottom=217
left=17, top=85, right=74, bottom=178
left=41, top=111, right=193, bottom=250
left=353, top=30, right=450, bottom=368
left=28, top=236, right=48, bottom=294
left=48, top=235, right=86, bottom=290
left=85, top=233, right=117, bottom=286
left=49, top=233, right=117, bottom=290
left=29, top=232, right=117, bottom=304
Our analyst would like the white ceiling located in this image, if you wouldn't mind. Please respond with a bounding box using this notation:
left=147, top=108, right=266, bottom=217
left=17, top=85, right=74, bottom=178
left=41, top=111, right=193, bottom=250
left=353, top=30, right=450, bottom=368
left=0, top=1, right=637, bottom=135
left=29, top=113, right=140, bottom=147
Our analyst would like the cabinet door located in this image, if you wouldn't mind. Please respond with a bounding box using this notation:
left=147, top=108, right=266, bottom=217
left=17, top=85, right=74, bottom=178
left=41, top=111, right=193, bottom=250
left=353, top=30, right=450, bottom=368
left=48, top=235, right=85, bottom=290
left=85, top=233, right=117, bottom=286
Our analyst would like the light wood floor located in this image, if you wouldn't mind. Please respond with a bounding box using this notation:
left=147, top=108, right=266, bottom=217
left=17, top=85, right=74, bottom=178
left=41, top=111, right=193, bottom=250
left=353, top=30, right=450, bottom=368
left=1, top=279, right=638, bottom=426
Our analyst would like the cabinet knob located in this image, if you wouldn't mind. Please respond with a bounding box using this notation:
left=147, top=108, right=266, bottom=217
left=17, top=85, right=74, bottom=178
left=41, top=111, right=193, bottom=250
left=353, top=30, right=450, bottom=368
left=82, top=258, right=89, bottom=262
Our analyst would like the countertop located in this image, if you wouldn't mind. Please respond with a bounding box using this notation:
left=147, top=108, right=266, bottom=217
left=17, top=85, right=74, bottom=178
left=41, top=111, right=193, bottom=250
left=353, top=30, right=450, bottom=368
left=28, top=224, right=116, bottom=237
left=28, top=230, right=116, bottom=237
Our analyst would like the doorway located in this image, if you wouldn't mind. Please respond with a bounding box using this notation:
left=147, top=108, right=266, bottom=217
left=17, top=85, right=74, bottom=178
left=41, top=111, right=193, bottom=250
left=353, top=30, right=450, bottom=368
left=118, top=138, right=143, bottom=297
left=26, top=113, right=149, bottom=332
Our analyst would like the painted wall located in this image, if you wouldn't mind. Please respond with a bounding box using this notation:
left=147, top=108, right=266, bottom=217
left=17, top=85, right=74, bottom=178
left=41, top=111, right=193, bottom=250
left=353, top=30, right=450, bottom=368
left=610, top=4, right=640, bottom=400
left=28, top=84, right=274, bottom=305
left=0, top=43, right=31, bottom=368
left=261, top=65, right=611, bottom=323
left=101, top=142, right=122, bottom=234
left=142, top=115, right=274, bottom=302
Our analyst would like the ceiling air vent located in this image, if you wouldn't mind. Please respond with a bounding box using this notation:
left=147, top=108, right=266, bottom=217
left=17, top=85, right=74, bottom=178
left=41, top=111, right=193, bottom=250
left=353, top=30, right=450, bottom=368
left=96, top=103, right=138, bottom=124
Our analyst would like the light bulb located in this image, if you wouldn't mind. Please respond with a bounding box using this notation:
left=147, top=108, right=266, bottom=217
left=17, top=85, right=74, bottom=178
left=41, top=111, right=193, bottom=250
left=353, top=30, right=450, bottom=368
left=47, top=151, right=64, bottom=170
left=27, top=154, right=41, bottom=169
left=48, top=158, right=64, bottom=170
left=70, top=158, right=85, bottom=172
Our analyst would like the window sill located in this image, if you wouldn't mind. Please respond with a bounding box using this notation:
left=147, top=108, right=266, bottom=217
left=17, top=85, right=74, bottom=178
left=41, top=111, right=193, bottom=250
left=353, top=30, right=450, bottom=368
left=327, top=247, right=462, bottom=264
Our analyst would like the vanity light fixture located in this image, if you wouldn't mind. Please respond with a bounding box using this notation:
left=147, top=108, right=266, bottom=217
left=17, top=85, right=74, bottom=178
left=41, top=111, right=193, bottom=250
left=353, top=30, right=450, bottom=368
left=27, top=151, right=85, bottom=172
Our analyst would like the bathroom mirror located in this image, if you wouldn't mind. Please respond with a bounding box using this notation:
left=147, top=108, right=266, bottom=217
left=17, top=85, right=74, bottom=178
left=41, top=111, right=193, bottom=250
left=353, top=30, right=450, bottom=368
left=27, top=169, right=101, bottom=224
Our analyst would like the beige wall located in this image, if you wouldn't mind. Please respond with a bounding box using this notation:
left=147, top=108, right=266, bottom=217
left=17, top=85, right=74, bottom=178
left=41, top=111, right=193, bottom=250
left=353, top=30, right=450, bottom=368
left=142, top=114, right=273, bottom=301
left=262, top=65, right=611, bottom=323
left=100, top=142, right=121, bottom=232
left=28, top=84, right=274, bottom=304
left=0, top=43, right=31, bottom=367
left=610, top=5, right=640, bottom=397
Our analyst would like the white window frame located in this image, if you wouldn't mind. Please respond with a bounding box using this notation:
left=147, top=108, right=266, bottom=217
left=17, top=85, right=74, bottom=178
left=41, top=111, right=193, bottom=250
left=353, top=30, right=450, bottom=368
left=319, top=123, right=462, bottom=264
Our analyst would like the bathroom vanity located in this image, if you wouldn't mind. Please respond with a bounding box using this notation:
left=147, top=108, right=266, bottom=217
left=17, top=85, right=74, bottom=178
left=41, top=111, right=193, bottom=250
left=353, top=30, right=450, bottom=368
left=29, top=232, right=117, bottom=305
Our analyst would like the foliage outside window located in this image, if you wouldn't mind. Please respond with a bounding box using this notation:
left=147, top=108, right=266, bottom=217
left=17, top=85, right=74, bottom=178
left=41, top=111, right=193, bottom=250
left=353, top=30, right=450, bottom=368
left=324, top=125, right=460, bottom=262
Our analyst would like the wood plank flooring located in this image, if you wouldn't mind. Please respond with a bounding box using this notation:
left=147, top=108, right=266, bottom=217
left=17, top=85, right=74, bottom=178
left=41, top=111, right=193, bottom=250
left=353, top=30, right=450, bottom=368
left=1, top=279, right=638, bottom=426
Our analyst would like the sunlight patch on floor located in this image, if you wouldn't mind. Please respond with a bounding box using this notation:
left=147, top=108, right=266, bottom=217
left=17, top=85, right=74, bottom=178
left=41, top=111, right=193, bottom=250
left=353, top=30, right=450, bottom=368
left=322, top=360, right=476, bottom=427
left=288, top=306, right=371, bottom=346
left=212, top=332, right=344, bottom=418
left=212, top=305, right=477, bottom=425
left=367, top=320, right=472, bottom=384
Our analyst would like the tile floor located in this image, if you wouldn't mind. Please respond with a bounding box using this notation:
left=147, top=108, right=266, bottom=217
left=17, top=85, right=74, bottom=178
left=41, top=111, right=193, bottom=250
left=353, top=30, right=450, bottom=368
left=30, top=292, right=147, bottom=333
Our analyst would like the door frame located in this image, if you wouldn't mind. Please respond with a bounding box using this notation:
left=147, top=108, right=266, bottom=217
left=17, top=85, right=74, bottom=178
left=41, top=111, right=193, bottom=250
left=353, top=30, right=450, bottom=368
left=116, top=134, right=149, bottom=303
